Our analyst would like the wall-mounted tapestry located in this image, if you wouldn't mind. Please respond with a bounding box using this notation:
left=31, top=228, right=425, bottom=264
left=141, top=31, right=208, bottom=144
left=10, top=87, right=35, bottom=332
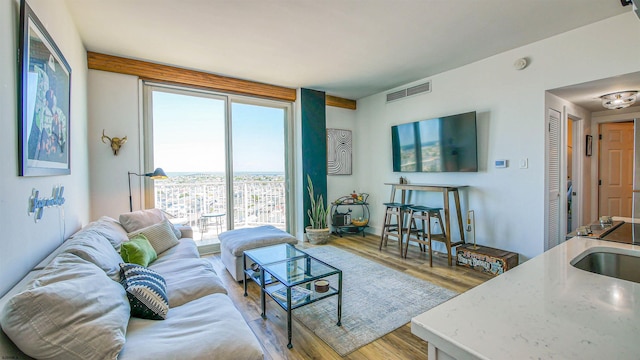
left=327, top=128, right=352, bottom=175
left=18, top=0, right=72, bottom=176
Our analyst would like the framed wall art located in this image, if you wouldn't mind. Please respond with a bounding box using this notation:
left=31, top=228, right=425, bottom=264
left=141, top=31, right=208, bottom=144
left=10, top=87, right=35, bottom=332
left=327, top=128, right=352, bottom=175
left=18, top=0, right=72, bottom=176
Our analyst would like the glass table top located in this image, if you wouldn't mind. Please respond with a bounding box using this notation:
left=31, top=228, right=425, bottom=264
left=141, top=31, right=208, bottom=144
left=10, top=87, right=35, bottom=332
left=262, top=256, right=340, bottom=287
left=244, top=243, right=306, bottom=265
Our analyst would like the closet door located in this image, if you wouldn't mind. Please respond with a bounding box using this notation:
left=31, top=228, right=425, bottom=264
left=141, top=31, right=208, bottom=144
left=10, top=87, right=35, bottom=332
left=546, top=108, right=561, bottom=250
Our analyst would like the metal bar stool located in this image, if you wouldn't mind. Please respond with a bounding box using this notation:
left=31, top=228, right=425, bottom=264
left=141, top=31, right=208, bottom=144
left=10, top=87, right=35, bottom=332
left=379, top=202, right=412, bottom=256
left=403, top=205, right=447, bottom=266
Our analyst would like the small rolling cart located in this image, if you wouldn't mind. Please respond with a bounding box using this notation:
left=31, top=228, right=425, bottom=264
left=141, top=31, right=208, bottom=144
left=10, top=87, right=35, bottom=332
left=330, top=193, right=370, bottom=237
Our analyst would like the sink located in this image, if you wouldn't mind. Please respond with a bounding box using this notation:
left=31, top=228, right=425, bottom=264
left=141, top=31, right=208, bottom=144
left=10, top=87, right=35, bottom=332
left=572, top=248, right=640, bottom=284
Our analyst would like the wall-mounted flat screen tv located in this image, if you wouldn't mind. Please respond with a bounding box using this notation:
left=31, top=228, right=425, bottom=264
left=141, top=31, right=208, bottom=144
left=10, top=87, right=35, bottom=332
left=391, top=111, right=477, bottom=172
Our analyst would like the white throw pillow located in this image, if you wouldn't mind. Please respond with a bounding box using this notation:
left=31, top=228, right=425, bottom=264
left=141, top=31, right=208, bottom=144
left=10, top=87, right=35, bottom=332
left=78, top=216, right=129, bottom=250
left=119, top=209, right=182, bottom=239
left=63, top=231, right=124, bottom=281
left=0, top=253, right=130, bottom=360
left=119, top=209, right=165, bottom=233
left=127, top=220, right=180, bottom=255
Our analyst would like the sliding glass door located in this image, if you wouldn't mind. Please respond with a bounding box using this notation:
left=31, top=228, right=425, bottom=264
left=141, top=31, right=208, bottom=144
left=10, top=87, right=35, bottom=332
left=231, top=102, right=287, bottom=231
left=144, top=84, right=292, bottom=247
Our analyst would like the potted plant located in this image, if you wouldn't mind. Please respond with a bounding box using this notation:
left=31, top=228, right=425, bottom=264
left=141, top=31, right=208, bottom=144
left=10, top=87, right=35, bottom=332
left=305, top=174, right=330, bottom=244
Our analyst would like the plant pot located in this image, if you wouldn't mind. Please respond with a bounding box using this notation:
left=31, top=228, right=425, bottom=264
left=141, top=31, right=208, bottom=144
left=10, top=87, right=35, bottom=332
left=305, top=226, right=330, bottom=245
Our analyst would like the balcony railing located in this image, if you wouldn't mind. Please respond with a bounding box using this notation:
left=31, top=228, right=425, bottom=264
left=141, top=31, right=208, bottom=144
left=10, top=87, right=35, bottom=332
left=154, top=179, right=286, bottom=233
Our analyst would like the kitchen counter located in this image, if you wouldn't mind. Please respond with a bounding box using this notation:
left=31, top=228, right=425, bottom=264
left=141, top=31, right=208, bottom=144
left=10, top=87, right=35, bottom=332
left=411, top=230, right=640, bottom=359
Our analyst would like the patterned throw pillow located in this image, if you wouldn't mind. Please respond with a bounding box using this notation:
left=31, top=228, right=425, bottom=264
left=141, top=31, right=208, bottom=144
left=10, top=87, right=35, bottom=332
left=127, top=220, right=180, bottom=255
left=120, top=263, right=169, bottom=320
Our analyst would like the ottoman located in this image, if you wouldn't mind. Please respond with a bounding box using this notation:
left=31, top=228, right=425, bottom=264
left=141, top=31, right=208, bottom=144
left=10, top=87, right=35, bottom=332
left=219, top=225, right=298, bottom=281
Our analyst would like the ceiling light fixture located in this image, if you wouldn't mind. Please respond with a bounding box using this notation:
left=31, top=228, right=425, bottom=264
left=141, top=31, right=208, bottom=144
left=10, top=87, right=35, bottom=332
left=600, top=91, right=638, bottom=110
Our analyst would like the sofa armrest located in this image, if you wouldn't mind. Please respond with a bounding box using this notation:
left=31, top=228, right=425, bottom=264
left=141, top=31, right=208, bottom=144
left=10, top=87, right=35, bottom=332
left=175, top=225, right=193, bottom=239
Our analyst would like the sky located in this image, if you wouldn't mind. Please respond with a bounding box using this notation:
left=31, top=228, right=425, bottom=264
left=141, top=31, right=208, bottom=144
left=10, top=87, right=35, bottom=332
left=152, top=91, right=285, bottom=173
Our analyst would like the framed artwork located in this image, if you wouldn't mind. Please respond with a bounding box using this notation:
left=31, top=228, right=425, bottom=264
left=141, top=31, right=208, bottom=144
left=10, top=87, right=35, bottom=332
left=586, top=135, right=593, bottom=157
left=18, top=0, right=72, bottom=176
left=327, top=129, right=352, bottom=175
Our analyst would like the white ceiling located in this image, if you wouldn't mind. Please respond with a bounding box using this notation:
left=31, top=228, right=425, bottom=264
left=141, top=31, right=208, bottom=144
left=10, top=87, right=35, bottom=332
left=64, top=0, right=631, bottom=100
left=549, top=71, right=640, bottom=112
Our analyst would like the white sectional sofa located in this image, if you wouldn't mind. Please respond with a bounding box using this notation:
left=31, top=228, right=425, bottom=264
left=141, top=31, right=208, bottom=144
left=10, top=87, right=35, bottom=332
left=0, top=211, right=264, bottom=360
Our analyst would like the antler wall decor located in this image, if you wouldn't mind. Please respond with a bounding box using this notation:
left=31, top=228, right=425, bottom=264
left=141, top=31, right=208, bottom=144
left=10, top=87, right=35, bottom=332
left=101, top=129, right=127, bottom=156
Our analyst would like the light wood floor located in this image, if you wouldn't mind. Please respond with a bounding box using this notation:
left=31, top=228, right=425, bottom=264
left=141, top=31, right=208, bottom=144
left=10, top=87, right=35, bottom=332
left=206, top=233, right=493, bottom=360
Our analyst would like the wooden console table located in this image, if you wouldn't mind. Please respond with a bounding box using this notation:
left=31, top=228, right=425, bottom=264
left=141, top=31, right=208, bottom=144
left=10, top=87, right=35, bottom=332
left=384, top=183, right=468, bottom=265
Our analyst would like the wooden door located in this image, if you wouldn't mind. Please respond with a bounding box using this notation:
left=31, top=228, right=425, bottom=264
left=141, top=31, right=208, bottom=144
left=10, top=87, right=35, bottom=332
left=546, top=109, right=561, bottom=250
left=599, top=122, right=634, bottom=217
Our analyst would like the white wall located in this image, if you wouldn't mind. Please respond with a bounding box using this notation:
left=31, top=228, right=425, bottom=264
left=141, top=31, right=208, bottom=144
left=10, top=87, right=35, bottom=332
left=326, top=106, right=358, bottom=206
left=87, top=70, right=142, bottom=219
left=0, top=0, right=89, bottom=296
left=354, top=12, right=640, bottom=261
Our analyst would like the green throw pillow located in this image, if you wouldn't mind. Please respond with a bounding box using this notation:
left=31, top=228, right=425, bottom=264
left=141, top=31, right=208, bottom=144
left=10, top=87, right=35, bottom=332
left=120, top=234, right=157, bottom=267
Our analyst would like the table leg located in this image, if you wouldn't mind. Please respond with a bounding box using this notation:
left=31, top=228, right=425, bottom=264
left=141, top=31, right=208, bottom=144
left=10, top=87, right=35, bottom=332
left=453, top=189, right=465, bottom=243
left=443, top=189, right=452, bottom=266
left=243, top=254, right=248, bottom=297
left=337, top=271, right=343, bottom=326
left=398, top=204, right=404, bottom=256
left=287, top=287, right=293, bottom=349
left=260, top=268, right=266, bottom=319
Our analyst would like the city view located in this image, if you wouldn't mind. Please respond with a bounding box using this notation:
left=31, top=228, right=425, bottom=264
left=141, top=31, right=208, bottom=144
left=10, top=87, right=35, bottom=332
left=155, top=172, right=287, bottom=243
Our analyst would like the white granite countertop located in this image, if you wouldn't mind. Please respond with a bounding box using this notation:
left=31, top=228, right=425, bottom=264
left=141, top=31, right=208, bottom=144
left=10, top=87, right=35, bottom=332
left=412, top=220, right=640, bottom=359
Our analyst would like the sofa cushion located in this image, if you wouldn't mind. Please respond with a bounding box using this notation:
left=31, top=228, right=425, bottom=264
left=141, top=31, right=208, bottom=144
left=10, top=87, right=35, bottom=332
left=152, top=238, right=200, bottom=267
left=121, top=234, right=158, bottom=267
left=119, top=293, right=264, bottom=360
left=219, top=225, right=298, bottom=256
left=120, top=263, right=169, bottom=320
left=149, top=258, right=227, bottom=307
left=63, top=230, right=124, bottom=281
left=119, top=209, right=182, bottom=239
left=127, top=220, right=180, bottom=255
left=78, top=216, right=129, bottom=250
left=0, top=253, right=130, bottom=360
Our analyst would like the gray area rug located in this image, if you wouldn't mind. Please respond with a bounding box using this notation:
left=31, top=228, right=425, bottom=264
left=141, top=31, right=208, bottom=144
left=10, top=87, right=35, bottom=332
left=294, top=246, right=457, bottom=356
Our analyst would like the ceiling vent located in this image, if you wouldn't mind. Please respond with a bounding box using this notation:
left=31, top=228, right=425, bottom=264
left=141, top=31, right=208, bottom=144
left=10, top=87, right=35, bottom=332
left=386, top=80, right=431, bottom=103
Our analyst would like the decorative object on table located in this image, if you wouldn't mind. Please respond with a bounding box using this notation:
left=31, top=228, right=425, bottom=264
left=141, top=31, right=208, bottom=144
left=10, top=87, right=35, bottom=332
left=294, top=246, right=456, bottom=356
left=127, top=168, right=168, bottom=212
left=327, top=129, right=352, bottom=175
left=465, top=210, right=478, bottom=249
left=28, top=185, right=65, bottom=222
left=314, top=280, right=330, bottom=293
left=350, top=217, right=368, bottom=227
left=586, top=134, right=593, bottom=157
left=332, top=208, right=352, bottom=226
left=271, top=285, right=314, bottom=305
left=599, top=216, right=613, bottom=227
left=334, top=193, right=368, bottom=205
left=331, top=195, right=370, bottom=237
left=456, top=244, right=518, bottom=275
left=101, top=129, right=127, bottom=155
left=18, top=0, right=72, bottom=176
left=306, top=174, right=330, bottom=244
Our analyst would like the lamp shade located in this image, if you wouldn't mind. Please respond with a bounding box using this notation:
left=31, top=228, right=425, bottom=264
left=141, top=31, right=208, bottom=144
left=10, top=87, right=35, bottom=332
left=147, top=168, right=168, bottom=179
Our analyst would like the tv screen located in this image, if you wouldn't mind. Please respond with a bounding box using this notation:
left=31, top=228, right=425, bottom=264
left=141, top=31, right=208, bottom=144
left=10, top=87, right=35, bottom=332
left=392, top=111, right=477, bottom=172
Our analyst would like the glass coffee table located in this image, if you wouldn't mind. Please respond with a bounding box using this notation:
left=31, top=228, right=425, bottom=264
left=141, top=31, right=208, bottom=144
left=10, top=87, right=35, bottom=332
left=243, top=243, right=342, bottom=349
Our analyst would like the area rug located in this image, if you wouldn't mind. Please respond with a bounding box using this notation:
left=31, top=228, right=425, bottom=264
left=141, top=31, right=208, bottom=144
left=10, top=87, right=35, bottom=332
left=293, top=246, right=457, bottom=356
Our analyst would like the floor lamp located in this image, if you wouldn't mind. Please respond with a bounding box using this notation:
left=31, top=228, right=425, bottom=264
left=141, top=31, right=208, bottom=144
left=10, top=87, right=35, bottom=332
left=128, top=168, right=168, bottom=212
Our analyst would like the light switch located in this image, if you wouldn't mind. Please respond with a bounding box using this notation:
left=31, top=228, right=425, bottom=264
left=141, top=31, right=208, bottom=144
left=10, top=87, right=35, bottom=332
left=519, top=158, right=528, bottom=169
